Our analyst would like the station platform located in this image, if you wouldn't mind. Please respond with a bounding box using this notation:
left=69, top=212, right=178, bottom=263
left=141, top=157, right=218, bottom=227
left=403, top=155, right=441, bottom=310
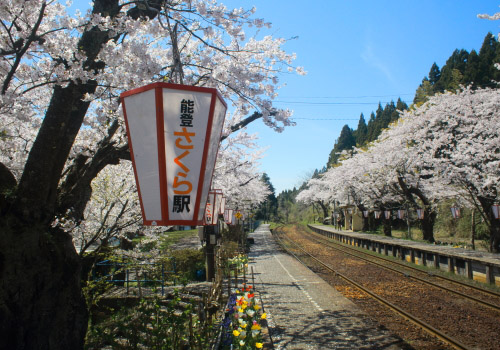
left=309, top=224, right=500, bottom=286
left=248, top=224, right=405, bottom=349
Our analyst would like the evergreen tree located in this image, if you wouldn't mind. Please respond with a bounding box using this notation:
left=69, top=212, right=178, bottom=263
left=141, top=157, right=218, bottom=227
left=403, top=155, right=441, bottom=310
left=255, top=173, right=278, bottom=221
left=477, top=32, right=498, bottom=87
left=396, top=98, right=408, bottom=112
left=366, top=111, right=376, bottom=143
left=366, top=104, right=384, bottom=142
left=428, top=62, right=441, bottom=85
left=438, top=49, right=468, bottom=91
left=381, top=101, right=396, bottom=127
left=463, top=49, right=480, bottom=85
left=354, top=113, right=368, bottom=145
left=413, top=78, right=434, bottom=105
left=327, top=124, right=356, bottom=166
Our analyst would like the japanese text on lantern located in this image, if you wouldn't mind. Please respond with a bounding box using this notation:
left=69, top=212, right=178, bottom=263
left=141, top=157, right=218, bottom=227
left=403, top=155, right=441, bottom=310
left=172, top=99, right=195, bottom=213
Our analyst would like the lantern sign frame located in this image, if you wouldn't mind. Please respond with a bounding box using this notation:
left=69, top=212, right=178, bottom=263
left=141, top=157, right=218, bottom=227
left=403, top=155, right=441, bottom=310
left=450, top=206, right=460, bottom=219
left=120, top=82, right=227, bottom=226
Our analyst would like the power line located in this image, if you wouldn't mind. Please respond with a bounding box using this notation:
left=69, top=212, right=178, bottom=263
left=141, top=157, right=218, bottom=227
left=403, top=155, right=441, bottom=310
left=274, top=100, right=413, bottom=105
left=291, top=117, right=358, bottom=121
left=276, top=93, right=415, bottom=99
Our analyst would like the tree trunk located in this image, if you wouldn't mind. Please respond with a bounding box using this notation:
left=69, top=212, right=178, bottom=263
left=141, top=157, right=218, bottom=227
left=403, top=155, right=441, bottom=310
left=421, top=208, right=436, bottom=243
left=477, top=196, right=500, bottom=253
left=316, top=201, right=329, bottom=221
left=357, top=205, right=369, bottom=232
left=396, top=176, right=436, bottom=243
left=382, top=211, right=392, bottom=237
left=0, top=217, right=88, bottom=350
left=490, top=219, right=500, bottom=253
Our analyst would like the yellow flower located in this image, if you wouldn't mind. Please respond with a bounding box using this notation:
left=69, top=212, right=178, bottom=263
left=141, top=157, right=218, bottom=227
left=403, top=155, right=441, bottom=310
left=241, top=323, right=248, bottom=329
left=256, top=343, right=263, bottom=349
left=254, top=304, right=261, bottom=310
left=261, top=312, right=267, bottom=320
left=233, top=330, right=240, bottom=337
left=251, top=324, right=261, bottom=331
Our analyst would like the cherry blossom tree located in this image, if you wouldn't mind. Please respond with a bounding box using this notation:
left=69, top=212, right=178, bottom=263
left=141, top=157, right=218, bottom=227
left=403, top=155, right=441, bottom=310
left=406, top=87, right=500, bottom=251
left=0, top=1, right=304, bottom=348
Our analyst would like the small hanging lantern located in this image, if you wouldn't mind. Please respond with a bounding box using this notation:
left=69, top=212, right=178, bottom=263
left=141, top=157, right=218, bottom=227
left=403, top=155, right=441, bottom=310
left=204, top=190, right=216, bottom=225
left=363, top=210, right=369, bottom=218
left=384, top=210, right=391, bottom=220
left=219, top=195, right=226, bottom=215
left=492, top=203, right=499, bottom=220
left=397, top=209, right=406, bottom=220
left=450, top=206, right=460, bottom=219
left=224, top=208, right=234, bottom=225
left=374, top=210, right=382, bottom=219
left=416, top=208, right=425, bottom=220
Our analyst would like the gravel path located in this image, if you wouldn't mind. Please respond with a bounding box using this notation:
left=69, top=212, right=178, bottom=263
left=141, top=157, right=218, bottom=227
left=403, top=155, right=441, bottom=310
left=248, top=224, right=406, bottom=349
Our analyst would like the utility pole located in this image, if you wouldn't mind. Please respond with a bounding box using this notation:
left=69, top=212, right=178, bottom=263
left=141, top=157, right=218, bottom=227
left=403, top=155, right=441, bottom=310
left=204, top=225, right=217, bottom=281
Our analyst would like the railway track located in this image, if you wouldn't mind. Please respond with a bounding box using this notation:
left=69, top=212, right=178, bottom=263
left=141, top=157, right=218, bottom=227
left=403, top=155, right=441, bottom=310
left=305, top=226, right=500, bottom=313
left=272, top=225, right=500, bottom=350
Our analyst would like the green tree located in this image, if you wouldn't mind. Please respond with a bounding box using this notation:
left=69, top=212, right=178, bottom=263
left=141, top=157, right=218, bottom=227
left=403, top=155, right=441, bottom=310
left=463, top=49, right=480, bottom=85
left=354, top=113, right=368, bottom=146
left=413, top=78, right=434, bottom=105
left=428, top=62, right=441, bottom=86
left=254, top=173, right=278, bottom=222
left=328, top=125, right=356, bottom=166
left=478, top=32, right=498, bottom=87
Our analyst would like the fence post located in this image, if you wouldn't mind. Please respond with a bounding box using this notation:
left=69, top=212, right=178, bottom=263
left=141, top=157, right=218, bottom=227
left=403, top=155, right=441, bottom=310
left=126, top=269, right=129, bottom=295
left=161, top=264, right=165, bottom=296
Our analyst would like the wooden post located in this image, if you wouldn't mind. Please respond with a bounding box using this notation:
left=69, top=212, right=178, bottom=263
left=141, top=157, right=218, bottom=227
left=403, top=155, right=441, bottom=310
left=448, top=257, right=454, bottom=273
left=434, top=254, right=440, bottom=269
left=465, top=260, right=473, bottom=280
left=486, top=265, right=494, bottom=285
left=205, top=225, right=216, bottom=281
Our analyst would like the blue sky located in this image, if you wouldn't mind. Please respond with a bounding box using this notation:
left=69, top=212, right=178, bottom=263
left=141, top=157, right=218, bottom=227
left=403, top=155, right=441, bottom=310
left=71, top=1, right=500, bottom=193
left=224, top=0, right=500, bottom=193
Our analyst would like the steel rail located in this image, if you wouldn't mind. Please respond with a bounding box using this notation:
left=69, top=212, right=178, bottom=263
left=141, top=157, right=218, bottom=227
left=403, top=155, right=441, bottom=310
left=304, top=228, right=500, bottom=313
left=273, top=230, right=471, bottom=350
left=308, top=225, right=500, bottom=299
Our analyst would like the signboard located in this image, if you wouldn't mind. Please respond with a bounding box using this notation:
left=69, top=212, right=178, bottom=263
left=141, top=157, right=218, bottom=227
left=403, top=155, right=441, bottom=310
left=121, top=82, right=227, bottom=226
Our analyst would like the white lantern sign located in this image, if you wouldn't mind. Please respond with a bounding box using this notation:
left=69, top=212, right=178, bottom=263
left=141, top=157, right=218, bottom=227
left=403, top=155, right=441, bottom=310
left=120, top=82, right=227, bottom=226
left=224, top=208, right=234, bottom=225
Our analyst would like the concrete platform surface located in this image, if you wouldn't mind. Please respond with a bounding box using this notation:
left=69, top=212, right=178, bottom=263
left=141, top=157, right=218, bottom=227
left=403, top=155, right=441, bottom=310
left=248, top=224, right=405, bottom=350
left=310, top=224, right=500, bottom=266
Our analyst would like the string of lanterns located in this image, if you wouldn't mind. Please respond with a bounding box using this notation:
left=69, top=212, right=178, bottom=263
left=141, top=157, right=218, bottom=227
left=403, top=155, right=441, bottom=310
left=331, top=204, right=500, bottom=221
